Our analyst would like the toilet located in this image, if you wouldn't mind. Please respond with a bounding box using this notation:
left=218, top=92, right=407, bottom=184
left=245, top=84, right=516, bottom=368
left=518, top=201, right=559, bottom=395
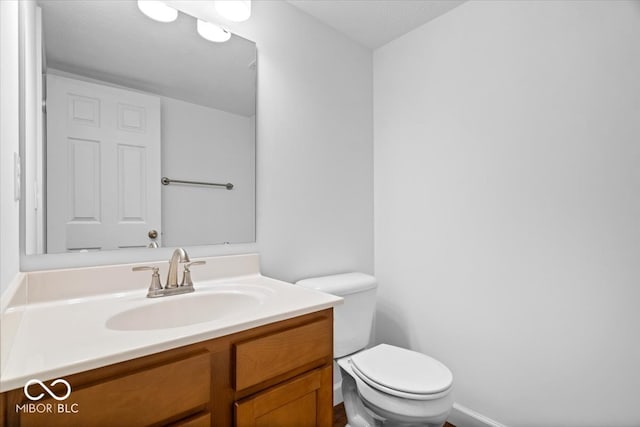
left=297, top=273, right=453, bottom=427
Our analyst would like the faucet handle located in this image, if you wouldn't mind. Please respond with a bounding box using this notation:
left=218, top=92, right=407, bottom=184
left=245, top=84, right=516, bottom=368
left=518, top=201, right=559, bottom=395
left=132, top=266, right=158, bottom=272
left=185, top=261, right=206, bottom=268
left=181, top=261, right=206, bottom=288
left=132, top=266, right=164, bottom=297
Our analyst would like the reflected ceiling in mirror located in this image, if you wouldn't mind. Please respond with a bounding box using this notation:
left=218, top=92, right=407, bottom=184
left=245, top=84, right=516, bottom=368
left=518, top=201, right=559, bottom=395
left=25, top=0, right=256, bottom=255
left=40, top=0, right=255, bottom=116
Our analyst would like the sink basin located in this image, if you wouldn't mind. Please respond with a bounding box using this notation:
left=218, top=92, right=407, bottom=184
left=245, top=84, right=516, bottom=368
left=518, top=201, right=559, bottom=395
left=106, top=287, right=268, bottom=331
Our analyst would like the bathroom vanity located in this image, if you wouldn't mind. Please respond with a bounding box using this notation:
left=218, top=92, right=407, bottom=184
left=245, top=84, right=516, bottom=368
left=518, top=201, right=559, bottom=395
left=0, top=254, right=341, bottom=426
left=2, top=310, right=333, bottom=426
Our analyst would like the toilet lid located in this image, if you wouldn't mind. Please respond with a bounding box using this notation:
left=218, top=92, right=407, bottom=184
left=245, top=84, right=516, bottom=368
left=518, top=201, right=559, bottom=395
left=350, top=344, right=453, bottom=396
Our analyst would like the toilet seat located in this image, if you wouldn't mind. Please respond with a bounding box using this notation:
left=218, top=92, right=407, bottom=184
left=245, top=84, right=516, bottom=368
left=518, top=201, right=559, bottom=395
left=350, top=344, right=453, bottom=400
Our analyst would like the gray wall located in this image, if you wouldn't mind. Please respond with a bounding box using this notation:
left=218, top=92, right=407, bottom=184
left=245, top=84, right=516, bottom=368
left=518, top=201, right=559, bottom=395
left=374, top=1, right=640, bottom=425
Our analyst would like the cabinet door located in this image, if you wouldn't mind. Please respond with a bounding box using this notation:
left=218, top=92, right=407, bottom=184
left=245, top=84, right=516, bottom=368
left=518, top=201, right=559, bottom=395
left=234, top=366, right=332, bottom=427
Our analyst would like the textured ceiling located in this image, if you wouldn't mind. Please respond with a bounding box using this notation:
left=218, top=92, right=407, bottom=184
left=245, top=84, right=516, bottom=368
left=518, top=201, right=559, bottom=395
left=287, top=0, right=466, bottom=50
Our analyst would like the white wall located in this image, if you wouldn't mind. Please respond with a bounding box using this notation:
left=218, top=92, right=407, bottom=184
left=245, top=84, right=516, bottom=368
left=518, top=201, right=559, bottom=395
left=249, top=1, right=374, bottom=281
left=374, top=1, right=640, bottom=426
left=161, top=97, right=255, bottom=246
left=0, top=0, right=21, bottom=295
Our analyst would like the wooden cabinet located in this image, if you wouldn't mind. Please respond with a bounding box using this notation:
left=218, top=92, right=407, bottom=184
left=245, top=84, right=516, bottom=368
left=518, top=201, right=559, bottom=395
left=235, top=366, right=332, bottom=427
left=170, top=413, right=211, bottom=427
left=0, top=309, right=333, bottom=427
left=16, top=352, right=211, bottom=427
left=234, top=319, right=332, bottom=391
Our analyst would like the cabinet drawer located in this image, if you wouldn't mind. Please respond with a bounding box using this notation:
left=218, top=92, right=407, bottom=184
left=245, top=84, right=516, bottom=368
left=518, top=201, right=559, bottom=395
left=234, top=319, right=332, bottom=391
left=19, top=352, right=210, bottom=427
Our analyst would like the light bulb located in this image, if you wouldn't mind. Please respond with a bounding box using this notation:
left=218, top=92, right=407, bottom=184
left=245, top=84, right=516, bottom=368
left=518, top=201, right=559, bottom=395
left=214, top=0, right=251, bottom=22
left=197, top=19, right=231, bottom=43
left=137, top=0, right=178, bottom=23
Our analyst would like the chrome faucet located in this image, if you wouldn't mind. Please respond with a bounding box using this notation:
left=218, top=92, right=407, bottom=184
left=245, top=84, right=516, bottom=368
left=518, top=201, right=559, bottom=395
left=132, top=248, right=206, bottom=298
left=166, top=248, right=190, bottom=289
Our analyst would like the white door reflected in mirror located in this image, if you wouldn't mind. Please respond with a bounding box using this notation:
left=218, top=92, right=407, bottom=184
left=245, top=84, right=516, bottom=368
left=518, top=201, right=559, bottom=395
left=46, top=75, right=162, bottom=252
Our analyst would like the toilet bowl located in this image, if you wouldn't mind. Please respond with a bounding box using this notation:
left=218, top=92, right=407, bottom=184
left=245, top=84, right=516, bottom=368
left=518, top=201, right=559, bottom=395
left=296, top=273, right=454, bottom=427
left=338, top=344, right=453, bottom=426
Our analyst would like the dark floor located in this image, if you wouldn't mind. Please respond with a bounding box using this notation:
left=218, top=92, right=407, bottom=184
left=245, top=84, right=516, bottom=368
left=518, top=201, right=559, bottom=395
left=333, top=403, right=455, bottom=427
left=333, top=403, right=348, bottom=427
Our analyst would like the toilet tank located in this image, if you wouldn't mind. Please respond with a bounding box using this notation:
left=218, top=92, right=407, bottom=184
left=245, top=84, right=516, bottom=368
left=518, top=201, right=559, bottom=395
left=297, top=273, right=377, bottom=358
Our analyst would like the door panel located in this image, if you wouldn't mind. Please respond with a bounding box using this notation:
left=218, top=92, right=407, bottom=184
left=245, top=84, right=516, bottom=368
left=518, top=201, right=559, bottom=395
left=117, top=144, right=146, bottom=221
left=67, top=138, right=101, bottom=222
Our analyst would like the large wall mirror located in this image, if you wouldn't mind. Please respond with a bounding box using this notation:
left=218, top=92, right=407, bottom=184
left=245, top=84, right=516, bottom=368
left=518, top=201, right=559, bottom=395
left=21, top=0, right=256, bottom=256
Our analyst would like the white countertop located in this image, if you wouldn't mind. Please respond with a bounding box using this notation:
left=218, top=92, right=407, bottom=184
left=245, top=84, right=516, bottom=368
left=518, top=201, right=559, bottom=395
left=0, top=255, right=342, bottom=392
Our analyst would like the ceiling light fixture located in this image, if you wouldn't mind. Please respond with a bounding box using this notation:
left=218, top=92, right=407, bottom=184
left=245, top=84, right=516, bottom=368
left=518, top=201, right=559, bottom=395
left=214, top=0, right=251, bottom=22
left=137, top=0, right=178, bottom=23
left=197, top=19, right=231, bottom=43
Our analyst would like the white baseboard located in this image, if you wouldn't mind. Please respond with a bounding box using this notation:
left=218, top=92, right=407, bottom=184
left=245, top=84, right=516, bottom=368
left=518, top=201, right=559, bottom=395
left=332, top=380, right=506, bottom=427
left=448, top=403, right=507, bottom=427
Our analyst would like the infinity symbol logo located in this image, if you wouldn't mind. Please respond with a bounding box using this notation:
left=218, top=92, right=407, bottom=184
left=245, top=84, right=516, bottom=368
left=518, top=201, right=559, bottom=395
left=23, top=379, right=72, bottom=401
